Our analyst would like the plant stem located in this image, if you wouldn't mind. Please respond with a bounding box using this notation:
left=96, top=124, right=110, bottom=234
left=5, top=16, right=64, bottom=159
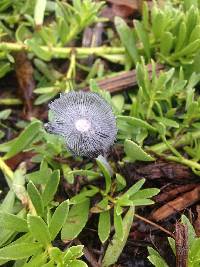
left=0, top=98, right=22, bottom=105
left=0, top=157, right=14, bottom=186
left=146, top=98, right=154, bottom=120
left=0, top=42, right=125, bottom=58
left=167, top=155, right=200, bottom=171
left=135, top=213, right=175, bottom=238
left=148, top=130, right=200, bottom=154
left=66, top=53, right=76, bottom=81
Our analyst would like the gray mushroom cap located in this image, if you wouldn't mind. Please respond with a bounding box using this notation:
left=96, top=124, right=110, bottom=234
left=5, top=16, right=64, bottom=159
left=45, top=91, right=117, bottom=158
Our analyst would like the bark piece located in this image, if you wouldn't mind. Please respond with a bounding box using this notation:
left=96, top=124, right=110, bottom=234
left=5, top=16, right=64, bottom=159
left=84, top=64, right=164, bottom=94
left=175, top=221, right=188, bottom=267
left=151, top=186, right=200, bottom=221
left=123, top=161, right=194, bottom=181
left=155, top=184, right=198, bottom=203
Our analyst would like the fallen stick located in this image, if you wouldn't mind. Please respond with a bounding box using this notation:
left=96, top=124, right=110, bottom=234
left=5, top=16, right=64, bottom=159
left=84, top=63, right=164, bottom=93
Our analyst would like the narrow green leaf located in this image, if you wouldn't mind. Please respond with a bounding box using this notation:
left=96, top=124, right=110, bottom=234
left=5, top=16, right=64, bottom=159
left=189, top=25, right=200, bottom=43
left=130, top=188, right=160, bottom=200
left=0, top=243, right=41, bottom=260
left=114, top=207, right=123, bottom=240
left=134, top=20, right=150, bottom=59
left=70, top=260, right=88, bottom=267
left=13, top=165, right=27, bottom=203
left=34, top=0, right=47, bottom=26
left=155, top=117, right=179, bottom=128
left=41, top=260, right=55, bottom=267
left=168, top=237, right=176, bottom=255
left=27, top=182, right=44, bottom=216
left=112, top=94, right=124, bottom=114
left=61, top=199, right=90, bottom=241
left=0, top=212, right=28, bottom=232
left=122, top=179, right=145, bottom=199
left=35, top=93, right=57, bottom=105
left=9, top=233, right=33, bottom=246
left=4, top=121, right=42, bottom=160
left=68, top=170, right=100, bottom=180
left=28, top=215, right=51, bottom=247
left=1, top=190, right=15, bottom=212
left=175, top=22, right=187, bottom=51
left=124, top=140, right=155, bottom=162
left=70, top=187, right=99, bottom=204
left=186, top=6, right=198, bottom=38
left=98, top=210, right=111, bottom=243
left=152, top=10, right=164, bottom=39
left=42, top=170, right=60, bottom=206
left=0, top=63, right=11, bottom=79
left=160, top=32, right=174, bottom=56
left=190, top=238, right=200, bottom=260
left=148, top=255, right=169, bottom=267
left=116, top=173, right=126, bottom=191
left=64, top=245, right=84, bottom=261
left=22, top=253, right=47, bottom=267
left=181, top=214, right=196, bottom=246
left=26, top=39, right=52, bottom=61
left=115, top=16, right=139, bottom=64
left=48, top=247, right=62, bottom=261
left=0, top=191, right=16, bottom=246
left=102, top=207, right=135, bottom=267
left=58, top=18, right=69, bottom=45
left=96, top=155, right=112, bottom=194
left=49, top=200, right=69, bottom=240
left=117, top=115, right=157, bottom=132
left=173, top=40, right=200, bottom=58
left=131, top=199, right=154, bottom=206
left=0, top=109, right=11, bottom=120
left=142, top=2, right=149, bottom=30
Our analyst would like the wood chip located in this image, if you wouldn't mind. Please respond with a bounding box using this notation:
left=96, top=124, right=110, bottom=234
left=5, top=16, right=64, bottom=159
left=154, top=184, right=198, bottom=203
left=151, top=186, right=200, bottom=221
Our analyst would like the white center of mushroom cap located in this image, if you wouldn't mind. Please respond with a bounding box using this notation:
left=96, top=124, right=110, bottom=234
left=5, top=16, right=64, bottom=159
left=75, top=118, right=91, bottom=132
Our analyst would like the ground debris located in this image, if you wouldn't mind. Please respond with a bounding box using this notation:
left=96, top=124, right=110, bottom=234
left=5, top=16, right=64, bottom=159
left=123, top=160, right=195, bottom=181
left=175, top=221, right=188, bottom=267
left=14, top=51, right=35, bottom=117
left=84, top=64, right=164, bottom=93
left=154, top=184, right=198, bottom=203
left=151, top=185, right=200, bottom=221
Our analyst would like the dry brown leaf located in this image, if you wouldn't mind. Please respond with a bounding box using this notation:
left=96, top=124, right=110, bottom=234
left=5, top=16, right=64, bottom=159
left=14, top=51, right=35, bottom=116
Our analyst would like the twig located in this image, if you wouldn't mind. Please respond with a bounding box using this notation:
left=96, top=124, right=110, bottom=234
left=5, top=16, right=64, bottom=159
left=135, top=213, right=175, bottom=238
left=84, top=63, right=164, bottom=93
left=0, top=42, right=125, bottom=58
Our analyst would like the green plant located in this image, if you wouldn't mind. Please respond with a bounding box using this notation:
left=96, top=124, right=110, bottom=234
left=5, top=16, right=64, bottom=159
left=1, top=0, right=200, bottom=266
left=115, top=1, right=200, bottom=67
left=0, top=163, right=87, bottom=266
left=117, top=58, right=200, bottom=173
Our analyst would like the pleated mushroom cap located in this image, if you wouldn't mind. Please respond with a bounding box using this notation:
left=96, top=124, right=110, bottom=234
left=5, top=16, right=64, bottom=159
left=45, top=91, right=117, bottom=158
